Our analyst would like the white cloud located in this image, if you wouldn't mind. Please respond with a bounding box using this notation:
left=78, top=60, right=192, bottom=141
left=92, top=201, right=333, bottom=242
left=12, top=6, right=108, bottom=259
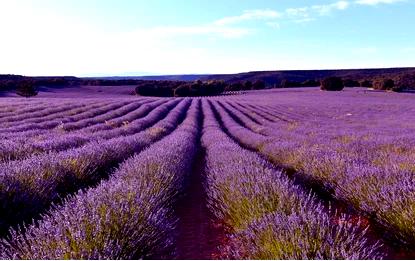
left=312, top=1, right=350, bottom=16
left=286, top=7, right=310, bottom=18
left=0, top=1, right=252, bottom=76
left=355, top=0, right=404, bottom=5
left=0, top=1, right=409, bottom=76
left=214, top=9, right=281, bottom=26
left=266, top=22, right=281, bottom=29
left=283, top=1, right=349, bottom=23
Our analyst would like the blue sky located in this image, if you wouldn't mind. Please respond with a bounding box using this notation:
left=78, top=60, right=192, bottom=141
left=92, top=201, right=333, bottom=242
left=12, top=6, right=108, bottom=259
left=0, top=0, right=414, bottom=76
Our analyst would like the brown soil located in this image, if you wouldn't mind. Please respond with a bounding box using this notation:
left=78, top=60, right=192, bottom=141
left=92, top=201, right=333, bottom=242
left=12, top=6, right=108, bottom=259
left=174, top=149, right=226, bottom=259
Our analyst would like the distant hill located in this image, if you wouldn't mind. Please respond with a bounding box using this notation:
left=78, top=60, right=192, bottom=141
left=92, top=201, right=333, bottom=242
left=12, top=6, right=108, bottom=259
left=91, top=75, right=205, bottom=82
left=200, top=67, right=415, bottom=87
left=90, top=67, right=415, bottom=88
left=2, top=67, right=415, bottom=92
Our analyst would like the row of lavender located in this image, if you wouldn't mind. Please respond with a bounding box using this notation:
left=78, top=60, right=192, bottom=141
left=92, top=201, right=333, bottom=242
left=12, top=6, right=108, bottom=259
left=0, top=98, right=190, bottom=235
left=1, top=96, right=383, bottom=259
left=0, top=89, right=412, bottom=258
left=0, top=99, right=173, bottom=162
left=0, top=99, right=201, bottom=259
left=201, top=99, right=382, bottom=259
left=213, top=93, right=415, bottom=248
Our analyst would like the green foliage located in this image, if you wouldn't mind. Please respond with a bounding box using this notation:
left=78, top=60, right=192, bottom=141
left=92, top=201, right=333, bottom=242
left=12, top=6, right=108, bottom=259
left=15, top=81, right=38, bottom=98
left=320, top=77, right=344, bottom=91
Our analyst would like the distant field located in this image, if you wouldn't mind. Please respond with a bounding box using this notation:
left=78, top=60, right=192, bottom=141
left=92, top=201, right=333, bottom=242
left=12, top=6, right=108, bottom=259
left=0, top=88, right=414, bottom=259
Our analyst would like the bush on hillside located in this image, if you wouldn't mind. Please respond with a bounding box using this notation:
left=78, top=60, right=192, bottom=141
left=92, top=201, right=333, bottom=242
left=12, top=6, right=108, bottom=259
left=252, top=80, right=266, bottom=90
left=174, top=85, right=191, bottom=97
left=243, top=81, right=253, bottom=91
left=301, top=79, right=320, bottom=87
left=360, top=80, right=373, bottom=88
left=320, top=77, right=344, bottom=91
left=225, top=82, right=243, bottom=92
left=373, top=79, right=395, bottom=91
left=343, top=79, right=360, bottom=87
left=16, top=81, right=38, bottom=98
left=280, top=80, right=299, bottom=88
left=280, top=79, right=319, bottom=88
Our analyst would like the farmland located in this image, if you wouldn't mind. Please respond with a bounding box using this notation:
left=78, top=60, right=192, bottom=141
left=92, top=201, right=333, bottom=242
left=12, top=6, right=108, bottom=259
left=0, top=87, right=414, bottom=259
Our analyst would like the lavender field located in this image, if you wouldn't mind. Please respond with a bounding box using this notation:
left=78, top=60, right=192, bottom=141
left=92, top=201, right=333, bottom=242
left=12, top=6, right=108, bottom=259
left=0, top=87, right=414, bottom=259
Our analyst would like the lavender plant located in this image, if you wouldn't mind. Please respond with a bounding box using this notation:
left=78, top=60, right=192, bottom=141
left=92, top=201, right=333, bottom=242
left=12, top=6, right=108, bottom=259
left=201, top=99, right=382, bottom=259
left=0, top=99, right=200, bottom=259
left=0, top=99, right=190, bottom=236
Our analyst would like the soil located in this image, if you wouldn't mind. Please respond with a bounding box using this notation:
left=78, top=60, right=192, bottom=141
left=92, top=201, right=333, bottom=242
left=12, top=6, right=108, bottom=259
left=174, top=148, right=226, bottom=259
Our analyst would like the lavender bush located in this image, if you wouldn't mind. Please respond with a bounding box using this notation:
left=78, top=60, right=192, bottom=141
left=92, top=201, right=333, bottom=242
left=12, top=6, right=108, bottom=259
left=200, top=99, right=382, bottom=259
left=0, top=99, right=200, bottom=259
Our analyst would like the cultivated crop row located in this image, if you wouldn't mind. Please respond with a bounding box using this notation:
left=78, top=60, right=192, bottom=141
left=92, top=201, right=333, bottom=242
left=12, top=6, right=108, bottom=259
left=211, top=97, right=415, bottom=248
left=0, top=99, right=200, bottom=259
left=202, top=100, right=382, bottom=259
left=0, top=99, right=189, bottom=235
left=0, top=90, right=413, bottom=259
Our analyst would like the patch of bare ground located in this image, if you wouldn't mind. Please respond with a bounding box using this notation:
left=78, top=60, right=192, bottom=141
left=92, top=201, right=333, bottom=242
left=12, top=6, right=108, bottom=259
left=174, top=148, right=226, bottom=259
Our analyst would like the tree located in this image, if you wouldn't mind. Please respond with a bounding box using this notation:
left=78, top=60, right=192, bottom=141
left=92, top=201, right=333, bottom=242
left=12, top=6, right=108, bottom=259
left=226, top=82, right=243, bottom=92
left=16, top=81, right=38, bottom=98
left=320, top=77, right=344, bottom=91
left=174, top=85, right=191, bottom=97
left=301, top=79, right=320, bottom=87
left=252, top=80, right=266, bottom=90
left=205, top=80, right=226, bottom=96
left=243, top=81, right=252, bottom=90
left=360, top=80, right=373, bottom=88
left=280, top=80, right=302, bottom=88
left=343, top=79, right=360, bottom=87
left=373, top=79, right=395, bottom=91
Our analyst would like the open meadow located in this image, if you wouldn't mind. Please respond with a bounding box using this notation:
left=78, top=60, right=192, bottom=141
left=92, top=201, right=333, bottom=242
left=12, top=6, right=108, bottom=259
left=0, top=87, right=414, bottom=259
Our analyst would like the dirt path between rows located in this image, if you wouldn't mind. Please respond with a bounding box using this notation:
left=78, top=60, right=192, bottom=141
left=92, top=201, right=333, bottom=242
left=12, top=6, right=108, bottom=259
left=174, top=148, right=226, bottom=259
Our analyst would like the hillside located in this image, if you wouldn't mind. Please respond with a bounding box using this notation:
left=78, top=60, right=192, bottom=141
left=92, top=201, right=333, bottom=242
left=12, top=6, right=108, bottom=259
left=90, top=67, right=415, bottom=88
left=1, top=67, right=415, bottom=92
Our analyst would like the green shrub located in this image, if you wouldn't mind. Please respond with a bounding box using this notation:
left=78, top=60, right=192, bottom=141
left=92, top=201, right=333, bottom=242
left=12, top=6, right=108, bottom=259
left=320, top=77, right=344, bottom=91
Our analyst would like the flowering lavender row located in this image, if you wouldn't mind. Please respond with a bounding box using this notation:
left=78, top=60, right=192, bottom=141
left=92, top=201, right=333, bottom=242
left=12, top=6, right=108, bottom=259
left=240, top=101, right=415, bottom=242
left=0, top=99, right=153, bottom=141
left=0, top=99, right=160, bottom=142
left=0, top=101, right=115, bottom=138
left=258, top=124, right=415, bottom=244
left=0, top=99, right=176, bottom=162
left=60, top=99, right=153, bottom=131
left=216, top=101, right=271, bottom=135
left=212, top=97, right=415, bottom=245
left=0, top=100, right=96, bottom=126
left=237, top=102, right=286, bottom=123
left=0, top=101, right=177, bottom=162
left=0, top=100, right=112, bottom=127
left=0, top=101, right=84, bottom=127
left=0, top=101, right=110, bottom=134
left=0, top=99, right=136, bottom=133
left=84, top=99, right=179, bottom=139
left=200, top=99, right=381, bottom=259
left=219, top=101, right=296, bottom=138
left=0, top=99, right=190, bottom=236
left=73, top=98, right=167, bottom=133
left=0, top=101, right=50, bottom=118
left=227, top=101, right=271, bottom=125
left=224, top=92, right=308, bottom=121
left=0, top=101, right=58, bottom=120
left=0, top=99, right=200, bottom=259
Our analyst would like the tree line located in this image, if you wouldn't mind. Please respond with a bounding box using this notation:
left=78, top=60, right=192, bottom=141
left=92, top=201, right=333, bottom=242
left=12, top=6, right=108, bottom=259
left=135, top=80, right=266, bottom=97
left=1, top=73, right=413, bottom=98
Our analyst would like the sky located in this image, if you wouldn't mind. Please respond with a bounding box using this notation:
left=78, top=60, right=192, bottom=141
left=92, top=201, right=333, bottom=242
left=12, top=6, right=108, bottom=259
left=0, top=0, right=414, bottom=76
